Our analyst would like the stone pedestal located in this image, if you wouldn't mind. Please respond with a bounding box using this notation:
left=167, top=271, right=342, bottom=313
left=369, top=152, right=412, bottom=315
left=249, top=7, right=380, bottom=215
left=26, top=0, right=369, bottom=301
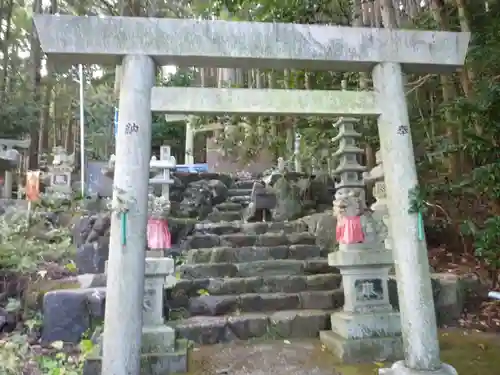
left=320, top=243, right=403, bottom=363
left=85, top=257, right=189, bottom=375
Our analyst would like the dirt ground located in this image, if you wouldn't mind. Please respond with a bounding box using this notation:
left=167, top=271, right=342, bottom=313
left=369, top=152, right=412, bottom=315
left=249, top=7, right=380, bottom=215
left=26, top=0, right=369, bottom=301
left=185, top=329, right=500, bottom=375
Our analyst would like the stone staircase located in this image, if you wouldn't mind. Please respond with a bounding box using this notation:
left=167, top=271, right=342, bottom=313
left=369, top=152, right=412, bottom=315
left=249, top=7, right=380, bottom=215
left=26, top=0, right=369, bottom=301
left=171, top=217, right=343, bottom=345
left=205, top=180, right=253, bottom=222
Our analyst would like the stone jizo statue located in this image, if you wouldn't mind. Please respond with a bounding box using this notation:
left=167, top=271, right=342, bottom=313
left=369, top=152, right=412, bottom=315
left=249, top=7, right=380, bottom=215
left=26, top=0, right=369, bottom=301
left=333, top=190, right=387, bottom=246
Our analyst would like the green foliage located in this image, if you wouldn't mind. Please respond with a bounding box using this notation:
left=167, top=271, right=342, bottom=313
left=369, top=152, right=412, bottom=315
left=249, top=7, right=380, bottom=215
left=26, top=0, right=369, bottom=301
left=462, top=216, right=500, bottom=274
left=0, top=195, right=77, bottom=273
left=0, top=332, right=95, bottom=375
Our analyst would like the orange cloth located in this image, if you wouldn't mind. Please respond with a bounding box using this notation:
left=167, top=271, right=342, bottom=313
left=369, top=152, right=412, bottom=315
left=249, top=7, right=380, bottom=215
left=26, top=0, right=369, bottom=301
left=26, top=171, right=40, bottom=201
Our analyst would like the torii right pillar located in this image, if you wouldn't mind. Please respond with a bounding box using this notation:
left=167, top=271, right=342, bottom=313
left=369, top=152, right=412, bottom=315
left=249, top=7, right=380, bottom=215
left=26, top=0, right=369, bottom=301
left=374, top=60, right=462, bottom=375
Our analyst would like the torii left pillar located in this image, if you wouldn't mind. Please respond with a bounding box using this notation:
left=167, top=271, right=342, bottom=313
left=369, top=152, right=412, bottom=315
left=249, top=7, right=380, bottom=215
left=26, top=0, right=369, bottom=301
left=103, top=55, right=155, bottom=375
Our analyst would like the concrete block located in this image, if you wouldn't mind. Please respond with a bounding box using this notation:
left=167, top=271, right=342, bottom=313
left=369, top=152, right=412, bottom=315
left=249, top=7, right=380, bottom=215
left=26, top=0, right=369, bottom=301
left=34, top=15, right=469, bottom=73
left=151, top=87, right=379, bottom=116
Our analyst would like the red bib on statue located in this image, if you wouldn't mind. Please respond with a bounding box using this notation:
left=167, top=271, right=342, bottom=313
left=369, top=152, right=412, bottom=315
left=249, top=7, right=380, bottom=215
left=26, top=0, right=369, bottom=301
left=336, top=216, right=364, bottom=244
left=147, top=218, right=171, bottom=249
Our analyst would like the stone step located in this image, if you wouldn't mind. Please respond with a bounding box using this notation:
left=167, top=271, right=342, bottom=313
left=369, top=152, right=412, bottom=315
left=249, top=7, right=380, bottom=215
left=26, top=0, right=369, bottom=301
left=228, top=195, right=251, bottom=204
left=178, top=259, right=336, bottom=279
left=228, top=188, right=252, bottom=197
left=205, top=211, right=241, bottom=222
left=187, top=245, right=326, bottom=264
left=183, top=232, right=317, bottom=250
left=215, top=202, right=244, bottom=212
left=177, top=290, right=344, bottom=317
left=234, top=180, right=257, bottom=189
left=193, top=221, right=308, bottom=235
left=172, top=309, right=331, bottom=345
left=172, top=274, right=342, bottom=300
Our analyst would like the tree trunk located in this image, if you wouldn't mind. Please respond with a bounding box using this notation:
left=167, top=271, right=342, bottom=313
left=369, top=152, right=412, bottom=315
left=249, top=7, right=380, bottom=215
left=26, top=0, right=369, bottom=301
left=28, top=0, right=42, bottom=170
left=38, top=0, right=58, bottom=160
left=430, top=0, right=461, bottom=179
left=454, top=0, right=482, bottom=135
left=0, top=0, right=14, bottom=103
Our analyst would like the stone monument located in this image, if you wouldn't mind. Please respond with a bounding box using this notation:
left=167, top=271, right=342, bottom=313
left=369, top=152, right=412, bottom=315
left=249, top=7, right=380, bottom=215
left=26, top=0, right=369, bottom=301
left=47, top=146, right=74, bottom=195
left=320, top=189, right=403, bottom=363
left=332, top=117, right=366, bottom=199
left=242, top=180, right=277, bottom=222
left=0, top=138, right=29, bottom=198
left=34, top=14, right=469, bottom=375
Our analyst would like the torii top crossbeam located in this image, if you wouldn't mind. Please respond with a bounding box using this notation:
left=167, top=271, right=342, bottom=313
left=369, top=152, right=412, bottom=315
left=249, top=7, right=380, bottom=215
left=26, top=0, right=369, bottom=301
left=34, top=15, right=469, bottom=73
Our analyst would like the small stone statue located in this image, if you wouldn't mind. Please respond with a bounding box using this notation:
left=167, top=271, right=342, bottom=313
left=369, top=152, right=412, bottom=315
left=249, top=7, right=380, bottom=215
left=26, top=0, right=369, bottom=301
left=334, top=190, right=365, bottom=244
left=333, top=190, right=387, bottom=246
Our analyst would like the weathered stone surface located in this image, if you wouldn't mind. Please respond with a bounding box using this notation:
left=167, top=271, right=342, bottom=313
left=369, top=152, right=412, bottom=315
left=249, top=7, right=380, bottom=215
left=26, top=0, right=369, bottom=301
left=187, top=337, right=351, bottom=375
left=243, top=181, right=277, bottom=222
left=227, top=314, right=269, bottom=340
left=239, top=293, right=301, bottom=313
left=228, top=195, right=251, bottom=204
left=83, top=339, right=189, bottom=375
left=187, top=245, right=322, bottom=264
left=271, top=177, right=304, bottom=221
left=298, top=290, right=344, bottom=310
left=205, top=210, right=241, bottom=222
left=194, top=221, right=308, bottom=236
left=185, top=292, right=338, bottom=317
left=215, top=202, right=244, bottom=212
left=298, top=211, right=337, bottom=252
left=174, top=316, right=236, bottom=344
left=34, top=15, right=470, bottom=73
left=72, top=213, right=111, bottom=274
left=179, top=259, right=332, bottom=279
left=184, top=232, right=317, bottom=250
left=42, top=288, right=106, bottom=343
left=179, top=263, right=239, bottom=279
left=269, top=310, right=330, bottom=338
left=189, top=295, right=239, bottom=316
left=181, top=234, right=221, bottom=250
left=152, top=87, right=379, bottom=116
left=171, top=274, right=343, bottom=299
left=228, top=188, right=252, bottom=197
left=75, top=240, right=109, bottom=275
left=175, top=180, right=219, bottom=219
left=174, top=309, right=331, bottom=344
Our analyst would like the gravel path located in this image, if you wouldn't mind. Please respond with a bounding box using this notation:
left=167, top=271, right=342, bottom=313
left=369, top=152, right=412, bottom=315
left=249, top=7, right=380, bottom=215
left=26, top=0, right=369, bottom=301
left=187, top=338, right=340, bottom=375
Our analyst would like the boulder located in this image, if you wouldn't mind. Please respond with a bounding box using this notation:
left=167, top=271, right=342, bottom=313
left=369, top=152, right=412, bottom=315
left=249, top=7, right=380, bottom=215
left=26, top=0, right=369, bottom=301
left=298, top=211, right=337, bottom=252
left=76, top=240, right=109, bottom=274
left=42, top=287, right=106, bottom=344
left=207, top=179, right=229, bottom=205
left=73, top=213, right=111, bottom=274
left=167, top=218, right=196, bottom=245
left=176, top=179, right=229, bottom=219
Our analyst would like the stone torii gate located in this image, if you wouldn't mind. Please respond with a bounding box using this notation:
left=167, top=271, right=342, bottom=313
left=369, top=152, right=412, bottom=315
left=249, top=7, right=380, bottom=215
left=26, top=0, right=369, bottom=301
left=34, top=15, right=469, bottom=375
